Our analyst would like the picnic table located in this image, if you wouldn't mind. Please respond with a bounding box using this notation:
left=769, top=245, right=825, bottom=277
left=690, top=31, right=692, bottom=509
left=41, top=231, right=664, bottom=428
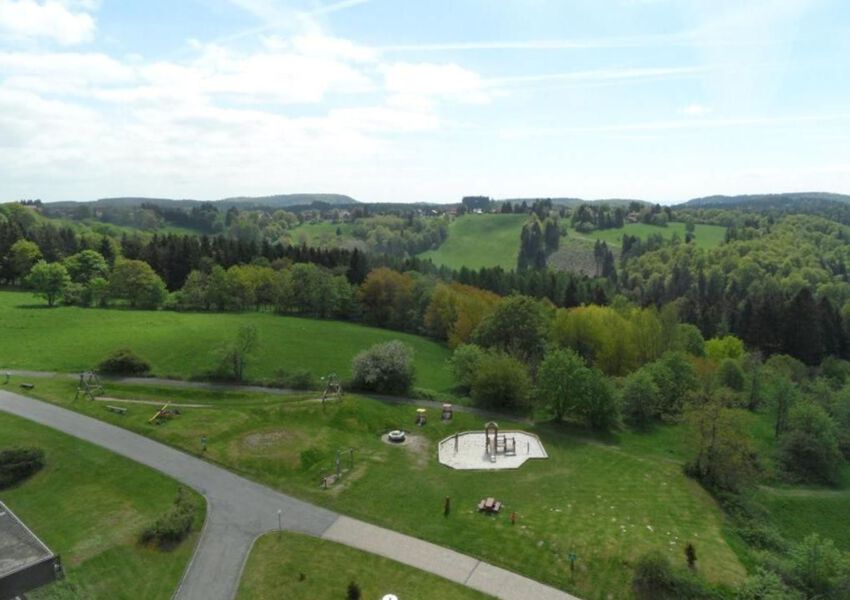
left=478, top=497, right=502, bottom=513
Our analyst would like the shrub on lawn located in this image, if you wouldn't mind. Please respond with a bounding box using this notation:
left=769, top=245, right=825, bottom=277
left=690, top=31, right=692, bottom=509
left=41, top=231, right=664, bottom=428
left=351, top=340, right=415, bottom=394
left=346, top=581, right=361, bottom=600
left=275, top=368, right=317, bottom=390
left=633, top=551, right=723, bottom=599
left=140, top=487, right=196, bottom=547
left=0, top=447, right=45, bottom=489
left=98, top=348, right=151, bottom=376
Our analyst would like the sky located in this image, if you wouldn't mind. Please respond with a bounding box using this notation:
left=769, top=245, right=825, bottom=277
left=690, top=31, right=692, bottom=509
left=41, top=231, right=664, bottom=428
left=1, top=0, right=849, bottom=204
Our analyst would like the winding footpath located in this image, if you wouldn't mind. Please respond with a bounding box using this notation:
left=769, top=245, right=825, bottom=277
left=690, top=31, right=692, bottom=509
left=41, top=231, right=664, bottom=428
left=0, top=389, right=579, bottom=600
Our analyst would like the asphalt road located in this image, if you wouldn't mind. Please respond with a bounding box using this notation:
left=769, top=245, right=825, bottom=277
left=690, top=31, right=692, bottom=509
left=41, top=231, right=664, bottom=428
left=0, top=390, right=579, bottom=600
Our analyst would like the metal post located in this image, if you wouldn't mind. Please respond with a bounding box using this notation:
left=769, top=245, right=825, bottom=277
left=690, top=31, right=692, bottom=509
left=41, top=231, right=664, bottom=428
left=277, top=509, right=282, bottom=531
left=336, top=451, right=341, bottom=478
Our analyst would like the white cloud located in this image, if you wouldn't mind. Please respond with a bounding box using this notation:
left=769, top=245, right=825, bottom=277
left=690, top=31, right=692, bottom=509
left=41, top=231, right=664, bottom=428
left=0, top=0, right=95, bottom=44
left=382, top=62, right=489, bottom=103
left=681, top=103, right=712, bottom=116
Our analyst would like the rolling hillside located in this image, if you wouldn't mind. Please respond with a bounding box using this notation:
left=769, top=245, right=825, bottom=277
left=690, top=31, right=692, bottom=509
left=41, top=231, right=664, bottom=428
left=418, top=214, right=527, bottom=270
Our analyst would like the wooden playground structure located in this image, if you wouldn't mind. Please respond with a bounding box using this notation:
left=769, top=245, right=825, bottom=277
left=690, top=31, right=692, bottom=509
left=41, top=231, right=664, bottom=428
left=74, top=371, right=104, bottom=401
left=148, top=403, right=180, bottom=425
left=321, top=373, right=343, bottom=404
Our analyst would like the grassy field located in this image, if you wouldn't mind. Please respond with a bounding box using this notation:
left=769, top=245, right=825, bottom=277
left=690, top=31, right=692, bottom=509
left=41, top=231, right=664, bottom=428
left=238, top=532, right=493, bottom=599
left=569, top=222, right=727, bottom=250
left=285, top=221, right=357, bottom=247
left=419, top=214, right=527, bottom=270
left=0, top=410, right=204, bottom=600
left=22, top=377, right=747, bottom=599
left=0, top=291, right=454, bottom=392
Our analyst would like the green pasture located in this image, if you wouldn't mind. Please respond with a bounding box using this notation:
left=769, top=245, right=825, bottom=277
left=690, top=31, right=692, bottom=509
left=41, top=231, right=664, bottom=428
left=0, top=291, right=454, bottom=392
left=569, top=222, right=727, bottom=250
left=285, top=221, right=355, bottom=247
left=237, top=532, right=493, bottom=600
left=22, top=377, right=746, bottom=599
left=419, top=214, right=527, bottom=270
left=0, top=411, right=203, bottom=600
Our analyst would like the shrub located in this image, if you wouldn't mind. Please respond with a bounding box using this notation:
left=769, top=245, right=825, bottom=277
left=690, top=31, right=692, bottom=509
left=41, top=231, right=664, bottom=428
left=0, top=447, right=45, bottom=489
left=469, top=352, right=531, bottom=411
left=351, top=341, right=415, bottom=394
left=449, top=344, right=486, bottom=393
left=622, top=368, right=660, bottom=429
left=275, top=368, right=316, bottom=390
left=346, top=581, right=362, bottom=600
left=779, top=402, right=843, bottom=485
left=633, top=551, right=722, bottom=600
left=98, top=348, right=152, bottom=376
left=140, top=487, right=196, bottom=547
left=719, top=359, right=745, bottom=391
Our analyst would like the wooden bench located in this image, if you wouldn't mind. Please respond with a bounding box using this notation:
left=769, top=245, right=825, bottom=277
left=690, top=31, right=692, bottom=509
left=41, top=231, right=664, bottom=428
left=106, top=405, right=127, bottom=415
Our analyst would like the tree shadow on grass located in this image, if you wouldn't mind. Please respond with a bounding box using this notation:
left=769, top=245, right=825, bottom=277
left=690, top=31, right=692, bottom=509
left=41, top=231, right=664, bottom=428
left=14, top=303, right=55, bottom=309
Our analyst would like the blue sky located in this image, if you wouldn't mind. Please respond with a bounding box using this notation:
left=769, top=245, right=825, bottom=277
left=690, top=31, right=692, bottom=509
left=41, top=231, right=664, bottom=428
left=1, top=0, right=849, bottom=203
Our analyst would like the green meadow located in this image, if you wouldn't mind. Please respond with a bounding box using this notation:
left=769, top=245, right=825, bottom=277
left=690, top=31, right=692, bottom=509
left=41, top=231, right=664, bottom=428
left=0, top=291, right=454, bottom=392
left=238, top=532, right=493, bottom=600
left=419, top=214, right=528, bottom=270
left=23, top=377, right=747, bottom=600
left=0, top=411, right=203, bottom=600
left=569, top=222, right=727, bottom=250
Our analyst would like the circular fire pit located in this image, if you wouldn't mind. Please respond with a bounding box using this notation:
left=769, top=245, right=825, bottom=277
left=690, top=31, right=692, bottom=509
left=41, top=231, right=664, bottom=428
left=387, top=430, right=406, bottom=443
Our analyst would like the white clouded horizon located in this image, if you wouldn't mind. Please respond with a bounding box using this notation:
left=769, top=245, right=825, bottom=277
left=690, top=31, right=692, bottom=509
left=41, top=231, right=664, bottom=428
left=0, top=0, right=848, bottom=203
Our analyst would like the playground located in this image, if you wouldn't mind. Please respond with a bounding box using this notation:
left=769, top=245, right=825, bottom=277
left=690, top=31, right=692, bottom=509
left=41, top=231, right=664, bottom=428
left=438, top=422, right=548, bottom=470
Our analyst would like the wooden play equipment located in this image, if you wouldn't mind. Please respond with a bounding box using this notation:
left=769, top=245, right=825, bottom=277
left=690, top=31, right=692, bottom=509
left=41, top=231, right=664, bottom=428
left=321, top=373, right=343, bottom=404
left=74, top=371, right=103, bottom=401
left=148, top=403, right=180, bottom=425
left=485, top=422, right=517, bottom=463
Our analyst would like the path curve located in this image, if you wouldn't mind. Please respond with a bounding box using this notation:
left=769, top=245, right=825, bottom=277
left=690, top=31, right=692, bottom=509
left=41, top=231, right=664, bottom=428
left=0, top=390, right=579, bottom=600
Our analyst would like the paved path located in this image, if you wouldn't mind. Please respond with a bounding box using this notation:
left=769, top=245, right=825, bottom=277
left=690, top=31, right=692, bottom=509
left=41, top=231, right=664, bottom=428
left=0, top=390, right=579, bottom=600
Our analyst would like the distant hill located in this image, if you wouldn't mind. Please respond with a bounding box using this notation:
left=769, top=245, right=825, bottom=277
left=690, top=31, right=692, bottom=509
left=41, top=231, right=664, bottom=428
left=678, top=192, right=850, bottom=208
left=50, top=194, right=359, bottom=210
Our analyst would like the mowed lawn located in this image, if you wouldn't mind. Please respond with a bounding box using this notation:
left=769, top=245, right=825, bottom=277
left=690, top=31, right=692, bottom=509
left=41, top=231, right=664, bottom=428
left=24, top=378, right=746, bottom=599
left=0, top=291, right=454, bottom=392
left=0, top=411, right=204, bottom=600
left=238, top=532, right=493, bottom=600
left=569, top=222, right=727, bottom=249
left=419, top=214, right=527, bottom=270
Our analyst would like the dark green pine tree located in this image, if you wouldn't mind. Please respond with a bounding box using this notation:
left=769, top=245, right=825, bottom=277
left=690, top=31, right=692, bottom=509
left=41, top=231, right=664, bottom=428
left=784, top=288, right=824, bottom=365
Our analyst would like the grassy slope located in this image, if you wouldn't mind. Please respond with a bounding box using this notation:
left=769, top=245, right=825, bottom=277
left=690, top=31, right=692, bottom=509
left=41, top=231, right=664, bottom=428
left=238, top=532, right=493, bottom=600
left=419, top=214, right=527, bottom=270
left=24, top=378, right=746, bottom=599
left=0, top=410, right=203, bottom=600
left=569, top=222, right=727, bottom=250
left=0, top=291, right=454, bottom=392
